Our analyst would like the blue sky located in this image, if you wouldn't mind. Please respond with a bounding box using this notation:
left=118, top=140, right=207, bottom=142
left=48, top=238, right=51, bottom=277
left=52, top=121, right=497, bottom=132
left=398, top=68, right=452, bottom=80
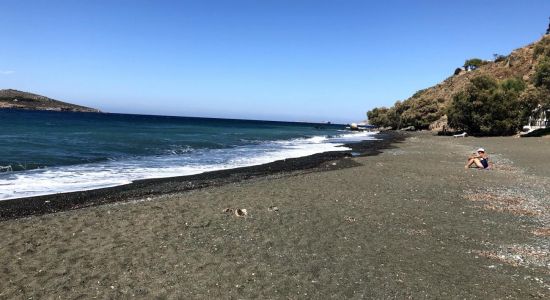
left=1, top=0, right=550, bottom=123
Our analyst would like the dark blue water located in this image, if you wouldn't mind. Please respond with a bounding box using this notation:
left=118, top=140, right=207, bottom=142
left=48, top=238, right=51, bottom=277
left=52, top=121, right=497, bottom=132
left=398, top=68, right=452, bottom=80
left=0, top=110, right=377, bottom=199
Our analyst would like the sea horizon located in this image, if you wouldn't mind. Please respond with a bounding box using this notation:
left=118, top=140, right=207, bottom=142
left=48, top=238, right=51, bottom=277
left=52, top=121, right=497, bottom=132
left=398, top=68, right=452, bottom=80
left=0, top=109, right=377, bottom=200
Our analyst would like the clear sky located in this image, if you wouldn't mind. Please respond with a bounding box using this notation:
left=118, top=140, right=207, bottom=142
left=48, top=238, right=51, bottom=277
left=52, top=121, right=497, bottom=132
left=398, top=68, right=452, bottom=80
left=1, top=0, right=550, bottom=123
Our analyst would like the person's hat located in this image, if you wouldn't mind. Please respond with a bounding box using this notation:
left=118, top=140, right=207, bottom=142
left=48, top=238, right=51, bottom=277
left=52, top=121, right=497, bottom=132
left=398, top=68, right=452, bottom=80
left=476, top=148, right=485, bottom=152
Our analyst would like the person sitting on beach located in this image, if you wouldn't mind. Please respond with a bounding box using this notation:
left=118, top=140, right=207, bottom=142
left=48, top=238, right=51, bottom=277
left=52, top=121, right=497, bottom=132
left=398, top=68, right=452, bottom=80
left=465, top=148, right=490, bottom=169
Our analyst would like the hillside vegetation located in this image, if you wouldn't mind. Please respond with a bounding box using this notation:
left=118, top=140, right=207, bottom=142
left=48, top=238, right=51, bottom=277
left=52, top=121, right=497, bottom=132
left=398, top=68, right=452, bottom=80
left=0, top=89, right=100, bottom=113
left=367, top=33, right=550, bottom=136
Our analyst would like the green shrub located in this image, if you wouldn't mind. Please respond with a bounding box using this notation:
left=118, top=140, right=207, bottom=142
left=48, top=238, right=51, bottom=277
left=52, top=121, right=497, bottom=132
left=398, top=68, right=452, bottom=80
left=366, top=107, right=393, bottom=128
left=411, top=89, right=427, bottom=98
left=493, top=54, right=507, bottom=62
left=501, top=77, right=527, bottom=92
left=368, top=93, right=447, bottom=129
left=463, top=58, right=487, bottom=71
left=399, top=98, right=442, bottom=129
left=447, top=75, right=528, bottom=136
left=520, top=86, right=550, bottom=111
left=533, top=36, right=550, bottom=58
left=534, top=57, right=550, bottom=89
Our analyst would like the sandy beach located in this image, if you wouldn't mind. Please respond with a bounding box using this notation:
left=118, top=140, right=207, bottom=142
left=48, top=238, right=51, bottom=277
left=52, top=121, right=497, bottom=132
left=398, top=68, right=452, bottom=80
left=1, top=133, right=548, bottom=298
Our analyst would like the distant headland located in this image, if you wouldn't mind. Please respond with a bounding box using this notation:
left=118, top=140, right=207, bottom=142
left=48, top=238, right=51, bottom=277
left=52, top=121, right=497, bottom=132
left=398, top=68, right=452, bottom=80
left=0, top=89, right=100, bottom=113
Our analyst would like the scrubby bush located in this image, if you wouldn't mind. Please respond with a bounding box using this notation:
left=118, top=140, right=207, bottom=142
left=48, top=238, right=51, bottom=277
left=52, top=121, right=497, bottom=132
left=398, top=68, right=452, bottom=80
left=493, top=53, right=507, bottom=62
left=411, top=89, right=427, bottom=99
left=367, top=97, right=444, bottom=130
left=367, top=100, right=415, bottom=129
left=534, top=57, right=550, bottom=89
left=400, top=98, right=442, bottom=129
left=501, top=76, right=526, bottom=92
left=447, top=75, right=529, bottom=136
left=366, top=107, right=394, bottom=128
left=463, top=58, right=487, bottom=71
left=533, top=36, right=550, bottom=58
left=520, top=86, right=550, bottom=110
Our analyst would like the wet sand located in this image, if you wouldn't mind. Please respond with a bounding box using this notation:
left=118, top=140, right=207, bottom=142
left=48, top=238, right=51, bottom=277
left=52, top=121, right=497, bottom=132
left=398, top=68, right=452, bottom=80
left=0, top=133, right=548, bottom=298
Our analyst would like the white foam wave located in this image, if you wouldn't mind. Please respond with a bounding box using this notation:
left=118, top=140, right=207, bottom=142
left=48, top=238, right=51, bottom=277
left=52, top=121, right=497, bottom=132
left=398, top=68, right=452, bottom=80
left=0, top=131, right=378, bottom=200
left=333, top=131, right=380, bottom=141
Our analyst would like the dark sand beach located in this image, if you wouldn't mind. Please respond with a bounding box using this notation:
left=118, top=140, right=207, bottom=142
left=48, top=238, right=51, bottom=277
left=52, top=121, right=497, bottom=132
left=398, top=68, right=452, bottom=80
left=0, top=132, right=401, bottom=221
left=1, top=133, right=548, bottom=298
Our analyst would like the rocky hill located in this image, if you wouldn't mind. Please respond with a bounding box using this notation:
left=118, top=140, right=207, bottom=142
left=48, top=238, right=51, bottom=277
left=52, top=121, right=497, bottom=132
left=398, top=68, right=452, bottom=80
left=367, top=33, right=550, bottom=134
left=0, top=89, right=100, bottom=112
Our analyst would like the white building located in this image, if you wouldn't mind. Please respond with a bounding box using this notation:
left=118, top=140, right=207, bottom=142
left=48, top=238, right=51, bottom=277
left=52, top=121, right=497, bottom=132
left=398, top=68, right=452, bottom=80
left=523, top=105, right=549, bottom=132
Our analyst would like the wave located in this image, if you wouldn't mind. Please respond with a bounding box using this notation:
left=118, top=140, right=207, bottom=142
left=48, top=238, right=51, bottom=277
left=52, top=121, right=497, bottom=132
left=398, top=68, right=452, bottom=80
left=0, top=165, right=13, bottom=173
left=0, top=131, right=378, bottom=200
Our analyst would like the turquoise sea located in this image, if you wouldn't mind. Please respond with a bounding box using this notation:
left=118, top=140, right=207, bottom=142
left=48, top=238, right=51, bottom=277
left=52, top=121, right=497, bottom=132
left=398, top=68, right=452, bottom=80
left=0, top=110, right=377, bottom=200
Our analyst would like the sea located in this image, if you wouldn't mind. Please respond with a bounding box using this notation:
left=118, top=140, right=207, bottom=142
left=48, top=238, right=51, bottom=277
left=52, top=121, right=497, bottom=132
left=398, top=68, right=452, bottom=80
left=0, top=110, right=377, bottom=200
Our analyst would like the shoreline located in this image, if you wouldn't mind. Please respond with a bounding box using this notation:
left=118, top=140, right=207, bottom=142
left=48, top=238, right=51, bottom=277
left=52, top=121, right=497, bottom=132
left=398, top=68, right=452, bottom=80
left=0, top=131, right=404, bottom=221
left=1, top=132, right=548, bottom=298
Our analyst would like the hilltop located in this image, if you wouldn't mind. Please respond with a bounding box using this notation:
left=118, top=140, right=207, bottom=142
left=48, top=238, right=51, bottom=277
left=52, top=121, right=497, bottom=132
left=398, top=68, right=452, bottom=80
left=367, top=33, right=550, bottom=135
left=0, top=89, right=100, bottom=113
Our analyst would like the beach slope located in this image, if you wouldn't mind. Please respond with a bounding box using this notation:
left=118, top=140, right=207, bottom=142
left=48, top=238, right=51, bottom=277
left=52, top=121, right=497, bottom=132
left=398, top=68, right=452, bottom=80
left=0, top=133, right=548, bottom=298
